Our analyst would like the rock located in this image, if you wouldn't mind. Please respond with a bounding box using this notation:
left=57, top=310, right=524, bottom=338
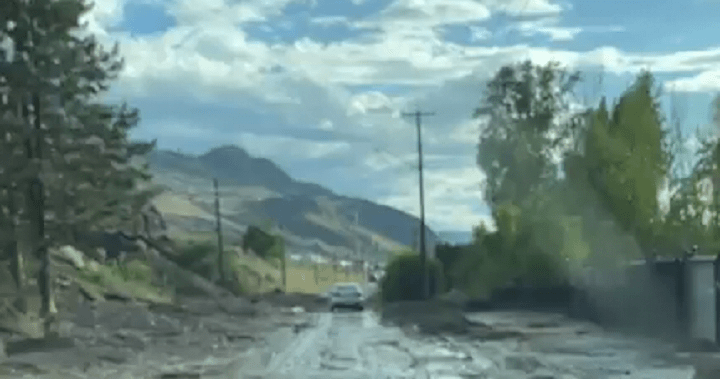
left=113, top=330, right=148, bottom=351
left=0, top=336, right=5, bottom=359
left=76, top=282, right=103, bottom=302
left=381, top=300, right=471, bottom=334
left=96, top=302, right=157, bottom=330
left=147, top=302, right=187, bottom=314
left=48, top=320, right=74, bottom=338
left=225, top=332, right=255, bottom=343
left=4, top=337, right=76, bottom=355
left=151, top=315, right=182, bottom=336
left=0, top=361, right=46, bottom=375
left=75, top=302, right=97, bottom=328
left=94, top=347, right=133, bottom=364
left=0, top=309, right=44, bottom=338
left=504, top=355, right=543, bottom=373
left=86, top=260, right=101, bottom=272
left=53, top=245, right=86, bottom=269
left=104, top=289, right=133, bottom=302
left=219, top=297, right=256, bottom=316
left=157, top=373, right=201, bottom=379
left=87, top=248, right=106, bottom=263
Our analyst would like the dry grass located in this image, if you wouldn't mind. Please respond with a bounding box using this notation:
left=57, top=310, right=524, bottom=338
left=77, top=261, right=173, bottom=304
left=167, top=230, right=365, bottom=294
left=153, top=193, right=209, bottom=218
left=168, top=230, right=217, bottom=245
left=285, top=262, right=364, bottom=294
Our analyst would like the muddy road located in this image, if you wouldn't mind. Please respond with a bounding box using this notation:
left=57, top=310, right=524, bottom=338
left=229, top=310, right=700, bottom=379
left=1, top=295, right=708, bottom=378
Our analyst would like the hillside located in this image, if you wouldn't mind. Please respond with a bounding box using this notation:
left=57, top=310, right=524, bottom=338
left=147, top=145, right=438, bottom=262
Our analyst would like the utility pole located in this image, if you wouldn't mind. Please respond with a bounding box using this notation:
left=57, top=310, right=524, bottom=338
left=213, top=178, right=225, bottom=284
left=354, top=211, right=367, bottom=289
left=279, top=225, right=287, bottom=292
left=402, top=110, right=434, bottom=300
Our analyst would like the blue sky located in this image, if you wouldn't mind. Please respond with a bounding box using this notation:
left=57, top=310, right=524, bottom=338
left=86, top=0, right=720, bottom=232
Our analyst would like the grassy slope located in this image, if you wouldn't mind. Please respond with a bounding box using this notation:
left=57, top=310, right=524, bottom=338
left=153, top=193, right=209, bottom=218
left=169, top=231, right=363, bottom=295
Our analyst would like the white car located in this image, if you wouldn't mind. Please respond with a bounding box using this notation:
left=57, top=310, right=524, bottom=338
left=328, top=282, right=365, bottom=312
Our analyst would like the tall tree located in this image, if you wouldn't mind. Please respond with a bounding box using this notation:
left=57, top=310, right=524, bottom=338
left=0, top=0, right=158, bottom=324
left=582, top=71, right=669, bottom=255
left=470, top=60, right=583, bottom=286
left=475, top=60, right=582, bottom=212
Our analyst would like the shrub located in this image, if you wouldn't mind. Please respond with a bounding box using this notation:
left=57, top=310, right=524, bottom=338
left=175, top=241, right=216, bottom=268
left=243, top=226, right=280, bottom=260
left=381, top=252, right=445, bottom=302
left=435, top=243, right=465, bottom=289
left=121, top=260, right=153, bottom=283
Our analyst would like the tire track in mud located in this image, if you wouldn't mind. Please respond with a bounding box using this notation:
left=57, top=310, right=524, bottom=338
left=240, top=311, right=501, bottom=379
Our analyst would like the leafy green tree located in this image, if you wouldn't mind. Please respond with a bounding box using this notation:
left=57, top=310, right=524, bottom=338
left=582, top=71, right=668, bottom=254
left=475, top=60, right=582, bottom=212
left=468, top=60, right=580, bottom=292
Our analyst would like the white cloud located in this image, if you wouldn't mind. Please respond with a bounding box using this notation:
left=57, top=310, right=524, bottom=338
left=310, top=16, right=349, bottom=26
left=85, top=0, right=720, bottom=230
left=469, top=26, right=492, bottom=41
left=483, top=0, right=564, bottom=16
left=170, top=0, right=312, bottom=25
left=508, top=17, right=624, bottom=42
left=379, top=166, right=487, bottom=230
left=449, top=119, right=483, bottom=144
left=347, top=91, right=404, bottom=116
left=237, top=134, right=352, bottom=160
left=363, top=0, right=492, bottom=28
left=665, top=70, right=720, bottom=92
left=318, top=119, right=334, bottom=131
left=135, top=119, right=218, bottom=142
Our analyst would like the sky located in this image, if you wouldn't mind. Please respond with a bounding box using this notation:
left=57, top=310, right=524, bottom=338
left=84, top=0, right=720, bottom=233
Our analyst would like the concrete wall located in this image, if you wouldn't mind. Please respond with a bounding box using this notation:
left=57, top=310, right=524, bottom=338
left=570, top=255, right=720, bottom=346
left=687, top=259, right=717, bottom=344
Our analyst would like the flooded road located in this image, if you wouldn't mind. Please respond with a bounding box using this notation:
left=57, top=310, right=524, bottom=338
left=234, top=310, right=701, bottom=379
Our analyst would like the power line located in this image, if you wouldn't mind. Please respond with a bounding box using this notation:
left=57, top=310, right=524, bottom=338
left=402, top=110, right=434, bottom=300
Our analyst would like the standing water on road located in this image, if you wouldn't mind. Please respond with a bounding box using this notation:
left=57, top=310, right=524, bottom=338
left=234, top=310, right=698, bottom=379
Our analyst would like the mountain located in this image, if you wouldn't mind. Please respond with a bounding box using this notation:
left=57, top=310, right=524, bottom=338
left=147, top=145, right=438, bottom=262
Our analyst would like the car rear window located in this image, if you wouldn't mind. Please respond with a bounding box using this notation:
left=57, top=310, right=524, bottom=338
left=336, top=285, right=360, bottom=293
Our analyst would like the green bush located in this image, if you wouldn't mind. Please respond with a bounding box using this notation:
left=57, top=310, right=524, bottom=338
left=175, top=241, right=216, bottom=268
left=435, top=243, right=465, bottom=289
left=449, top=227, right=570, bottom=298
left=380, top=252, right=445, bottom=302
left=121, top=260, right=153, bottom=283
left=243, top=226, right=278, bottom=259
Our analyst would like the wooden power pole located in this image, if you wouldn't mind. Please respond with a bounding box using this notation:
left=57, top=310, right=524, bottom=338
left=402, top=110, right=434, bottom=300
left=213, top=178, right=225, bottom=284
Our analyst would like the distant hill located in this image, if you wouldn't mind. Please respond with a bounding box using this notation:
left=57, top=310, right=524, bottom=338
left=437, top=231, right=474, bottom=245
left=147, top=145, right=438, bottom=262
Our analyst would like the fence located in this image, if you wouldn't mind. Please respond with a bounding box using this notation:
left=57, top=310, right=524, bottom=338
left=570, top=254, right=720, bottom=346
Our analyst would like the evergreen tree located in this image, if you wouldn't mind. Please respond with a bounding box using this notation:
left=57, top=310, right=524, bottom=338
left=0, top=0, right=158, bottom=324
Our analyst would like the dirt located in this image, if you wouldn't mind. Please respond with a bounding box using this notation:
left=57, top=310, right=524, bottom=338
left=380, top=299, right=477, bottom=335
left=256, top=291, right=327, bottom=312
left=0, top=294, right=311, bottom=378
